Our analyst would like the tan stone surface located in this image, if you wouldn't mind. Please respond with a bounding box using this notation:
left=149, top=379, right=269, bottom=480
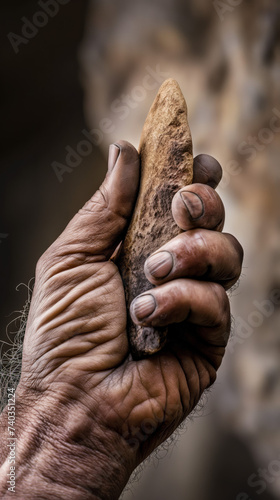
left=118, top=78, right=193, bottom=359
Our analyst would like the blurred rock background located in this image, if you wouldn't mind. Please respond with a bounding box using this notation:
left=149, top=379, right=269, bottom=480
left=1, top=0, right=280, bottom=499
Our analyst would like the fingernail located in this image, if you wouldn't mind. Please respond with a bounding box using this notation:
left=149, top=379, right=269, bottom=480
left=131, top=294, right=156, bottom=321
left=108, top=144, right=120, bottom=172
left=145, top=251, right=173, bottom=279
left=180, top=191, right=204, bottom=219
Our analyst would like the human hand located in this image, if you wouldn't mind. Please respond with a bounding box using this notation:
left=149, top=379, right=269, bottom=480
left=0, top=141, right=243, bottom=499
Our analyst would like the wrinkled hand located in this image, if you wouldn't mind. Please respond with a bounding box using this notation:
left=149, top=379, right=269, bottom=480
left=3, top=142, right=243, bottom=499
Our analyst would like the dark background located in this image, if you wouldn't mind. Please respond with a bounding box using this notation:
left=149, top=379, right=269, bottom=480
left=0, top=0, right=105, bottom=338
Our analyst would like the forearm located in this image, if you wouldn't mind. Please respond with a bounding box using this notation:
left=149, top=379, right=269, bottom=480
left=0, top=385, right=134, bottom=500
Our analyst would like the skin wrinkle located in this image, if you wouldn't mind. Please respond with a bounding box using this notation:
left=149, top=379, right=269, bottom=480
left=135, top=363, right=152, bottom=405
left=114, top=375, right=134, bottom=413
left=49, top=337, right=117, bottom=372
left=158, top=357, right=168, bottom=422
left=188, top=355, right=202, bottom=408
left=134, top=372, right=164, bottom=423
left=116, top=379, right=140, bottom=432
left=172, top=350, right=197, bottom=414
left=27, top=314, right=111, bottom=363
left=37, top=299, right=110, bottom=340
left=90, top=187, right=109, bottom=212
left=39, top=430, right=111, bottom=496
left=34, top=265, right=118, bottom=330
left=163, top=230, right=240, bottom=286
left=192, top=229, right=208, bottom=266
left=55, top=328, right=123, bottom=360
left=47, top=337, right=101, bottom=360
left=100, top=397, right=126, bottom=431
left=36, top=247, right=106, bottom=278
left=49, top=314, right=108, bottom=343
left=82, top=177, right=135, bottom=224
left=48, top=259, right=118, bottom=290
left=106, top=395, right=132, bottom=430
left=43, top=260, right=105, bottom=289
left=209, top=282, right=230, bottom=328
left=0, top=144, right=244, bottom=499
left=165, top=351, right=187, bottom=411
left=53, top=230, right=120, bottom=266
left=191, top=356, right=210, bottom=406
left=174, top=232, right=210, bottom=278
left=186, top=334, right=225, bottom=370
left=27, top=327, right=123, bottom=383
left=141, top=279, right=229, bottom=330
left=28, top=387, right=106, bottom=459
left=42, top=386, right=100, bottom=419
left=177, top=367, right=191, bottom=418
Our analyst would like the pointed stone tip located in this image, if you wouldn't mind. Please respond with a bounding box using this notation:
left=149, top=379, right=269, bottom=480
left=158, top=78, right=183, bottom=94
left=150, top=78, right=187, bottom=115
left=140, top=78, right=188, bottom=141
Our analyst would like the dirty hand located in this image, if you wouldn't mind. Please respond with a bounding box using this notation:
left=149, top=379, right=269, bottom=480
left=0, top=141, right=243, bottom=500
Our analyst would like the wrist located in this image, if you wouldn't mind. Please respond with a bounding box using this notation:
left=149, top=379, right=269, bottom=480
left=0, top=384, right=135, bottom=499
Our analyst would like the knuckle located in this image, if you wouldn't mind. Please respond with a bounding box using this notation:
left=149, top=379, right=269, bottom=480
left=189, top=230, right=210, bottom=271
left=96, top=185, right=109, bottom=208
left=191, top=229, right=208, bottom=254
left=81, top=186, right=109, bottom=214
left=177, top=230, right=209, bottom=275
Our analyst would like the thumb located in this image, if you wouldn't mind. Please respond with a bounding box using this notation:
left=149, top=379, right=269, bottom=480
left=53, top=140, right=140, bottom=260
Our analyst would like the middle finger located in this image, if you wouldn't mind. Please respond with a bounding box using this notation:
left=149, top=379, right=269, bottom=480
left=172, top=183, right=225, bottom=232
